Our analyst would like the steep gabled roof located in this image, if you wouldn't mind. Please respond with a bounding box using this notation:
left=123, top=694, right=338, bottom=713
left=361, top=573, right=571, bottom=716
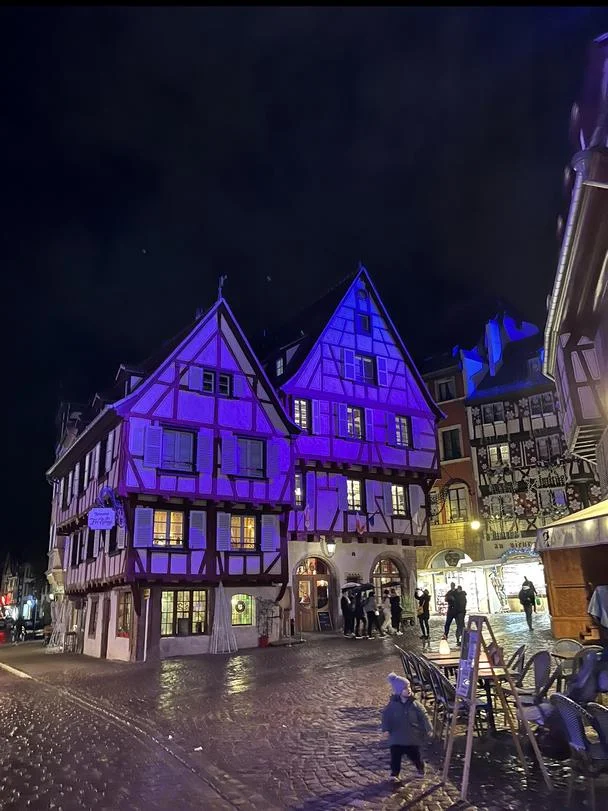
left=465, top=334, right=552, bottom=404
left=47, top=296, right=299, bottom=477
left=258, top=272, right=356, bottom=383
left=261, top=266, right=443, bottom=421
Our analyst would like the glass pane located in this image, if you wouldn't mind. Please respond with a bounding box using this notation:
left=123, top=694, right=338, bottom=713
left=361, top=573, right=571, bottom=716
left=243, top=516, right=256, bottom=550
left=191, top=590, right=206, bottom=634
left=230, top=515, right=242, bottom=547
left=169, top=512, right=184, bottom=545
left=154, top=510, right=168, bottom=545
left=161, top=591, right=175, bottom=636
left=231, top=593, right=253, bottom=625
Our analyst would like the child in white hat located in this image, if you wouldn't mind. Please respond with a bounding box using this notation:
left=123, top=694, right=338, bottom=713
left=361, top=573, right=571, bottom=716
left=381, top=672, right=432, bottom=782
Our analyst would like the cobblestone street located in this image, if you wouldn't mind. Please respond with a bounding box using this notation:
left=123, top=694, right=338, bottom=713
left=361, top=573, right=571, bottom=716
left=1, top=613, right=607, bottom=810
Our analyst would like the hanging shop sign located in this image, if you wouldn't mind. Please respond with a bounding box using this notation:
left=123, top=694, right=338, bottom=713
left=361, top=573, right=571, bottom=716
left=88, top=508, right=116, bottom=530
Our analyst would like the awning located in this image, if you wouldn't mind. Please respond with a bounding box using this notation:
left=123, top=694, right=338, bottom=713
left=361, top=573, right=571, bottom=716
left=536, top=499, right=608, bottom=551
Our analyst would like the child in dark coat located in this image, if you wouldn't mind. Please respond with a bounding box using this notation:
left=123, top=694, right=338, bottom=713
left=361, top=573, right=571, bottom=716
left=381, top=673, right=432, bottom=781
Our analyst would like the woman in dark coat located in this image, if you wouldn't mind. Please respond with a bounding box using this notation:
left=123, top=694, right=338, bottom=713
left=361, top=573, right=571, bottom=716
left=417, top=588, right=431, bottom=640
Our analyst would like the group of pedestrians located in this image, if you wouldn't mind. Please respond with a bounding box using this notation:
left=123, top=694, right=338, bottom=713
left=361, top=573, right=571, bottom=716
left=341, top=588, right=404, bottom=638
left=442, top=581, right=468, bottom=645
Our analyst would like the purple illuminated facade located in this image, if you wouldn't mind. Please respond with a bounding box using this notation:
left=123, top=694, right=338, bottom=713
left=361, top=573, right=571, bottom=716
left=47, top=298, right=298, bottom=660
left=263, top=267, right=442, bottom=630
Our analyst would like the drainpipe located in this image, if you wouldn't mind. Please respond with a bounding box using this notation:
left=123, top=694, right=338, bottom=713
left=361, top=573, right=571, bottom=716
left=544, top=156, right=587, bottom=378
left=143, top=592, right=150, bottom=663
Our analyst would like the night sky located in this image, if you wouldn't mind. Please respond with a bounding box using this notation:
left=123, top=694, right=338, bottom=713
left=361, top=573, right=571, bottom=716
left=4, top=8, right=607, bottom=566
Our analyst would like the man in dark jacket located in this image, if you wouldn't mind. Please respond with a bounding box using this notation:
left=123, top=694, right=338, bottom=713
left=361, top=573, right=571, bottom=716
left=453, top=585, right=467, bottom=645
left=340, top=592, right=355, bottom=637
left=443, top=582, right=457, bottom=640
left=390, top=589, right=403, bottom=635
left=382, top=672, right=432, bottom=781
left=519, top=579, right=537, bottom=630
left=354, top=592, right=367, bottom=639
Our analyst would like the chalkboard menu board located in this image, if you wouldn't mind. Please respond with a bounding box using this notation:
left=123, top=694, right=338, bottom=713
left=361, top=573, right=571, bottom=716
left=455, top=628, right=480, bottom=701
left=318, top=611, right=332, bottom=631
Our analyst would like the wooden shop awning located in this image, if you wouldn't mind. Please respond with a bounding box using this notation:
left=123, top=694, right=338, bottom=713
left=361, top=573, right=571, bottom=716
left=536, top=499, right=608, bottom=551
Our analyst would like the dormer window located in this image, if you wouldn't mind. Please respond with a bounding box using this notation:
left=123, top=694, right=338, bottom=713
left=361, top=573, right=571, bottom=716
left=482, top=403, right=505, bottom=423
left=276, top=356, right=284, bottom=376
left=357, top=288, right=368, bottom=302
left=203, top=371, right=215, bottom=393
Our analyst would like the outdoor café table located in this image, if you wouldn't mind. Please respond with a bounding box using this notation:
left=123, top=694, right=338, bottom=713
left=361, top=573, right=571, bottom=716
left=423, top=651, right=504, bottom=732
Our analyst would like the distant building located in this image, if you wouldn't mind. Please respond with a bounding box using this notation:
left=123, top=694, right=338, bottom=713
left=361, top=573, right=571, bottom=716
left=540, top=32, right=608, bottom=639
left=416, top=311, right=599, bottom=618
left=418, top=351, right=481, bottom=611
left=261, top=266, right=443, bottom=630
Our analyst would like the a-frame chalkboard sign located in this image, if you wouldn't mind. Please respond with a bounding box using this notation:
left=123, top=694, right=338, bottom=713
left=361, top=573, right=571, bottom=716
left=441, top=614, right=552, bottom=801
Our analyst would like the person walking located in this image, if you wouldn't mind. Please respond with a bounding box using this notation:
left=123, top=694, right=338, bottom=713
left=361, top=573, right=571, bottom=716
left=381, top=672, right=432, bottom=782
left=454, top=585, right=467, bottom=645
left=417, top=588, right=431, bottom=640
left=364, top=591, right=384, bottom=638
left=381, top=590, right=394, bottom=635
left=341, top=591, right=355, bottom=637
left=519, top=578, right=537, bottom=630
left=443, top=582, right=457, bottom=641
left=354, top=591, right=367, bottom=639
left=390, top=589, right=403, bottom=635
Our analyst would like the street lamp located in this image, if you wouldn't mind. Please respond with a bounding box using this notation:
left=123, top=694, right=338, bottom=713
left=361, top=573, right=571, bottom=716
left=470, top=520, right=481, bottom=531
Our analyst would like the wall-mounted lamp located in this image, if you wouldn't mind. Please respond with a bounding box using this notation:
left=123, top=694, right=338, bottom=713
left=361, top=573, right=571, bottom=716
left=320, top=535, right=337, bottom=558
left=326, top=540, right=336, bottom=557
left=470, top=520, right=481, bottom=531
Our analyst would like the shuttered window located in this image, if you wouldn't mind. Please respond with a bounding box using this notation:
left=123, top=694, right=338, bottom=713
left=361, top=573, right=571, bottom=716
left=153, top=510, right=184, bottom=546
left=294, top=399, right=309, bottom=430
left=391, top=485, right=407, bottom=516
left=346, top=407, right=363, bottom=439
left=394, top=416, right=411, bottom=447
left=161, top=429, right=194, bottom=472
left=237, top=438, right=265, bottom=478
left=116, top=592, right=132, bottom=638
left=347, top=479, right=362, bottom=511
left=230, top=515, right=257, bottom=550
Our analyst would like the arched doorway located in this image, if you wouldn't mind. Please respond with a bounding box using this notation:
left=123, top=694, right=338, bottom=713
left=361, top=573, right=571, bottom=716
left=371, top=557, right=407, bottom=601
left=294, top=557, right=335, bottom=632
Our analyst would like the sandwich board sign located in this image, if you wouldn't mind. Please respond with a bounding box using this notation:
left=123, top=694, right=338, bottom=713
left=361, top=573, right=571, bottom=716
left=87, top=508, right=116, bottom=531
left=442, top=614, right=552, bottom=801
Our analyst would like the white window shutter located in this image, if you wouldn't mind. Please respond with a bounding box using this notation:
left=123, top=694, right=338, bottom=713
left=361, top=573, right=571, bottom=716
left=59, top=478, right=65, bottom=507
left=72, top=463, right=80, bottom=498
left=197, top=430, right=214, bottom=474
left=267, top=442, right=279, bottom=478
left=178, top=432, right=194, bottom=466
left=337, top=476, right=348, bottom=511
left=387, top=414, right=397, bottom=446
left=67, top=470, right=73, bottom=503
left=189, top=510, right=206, bottom=549
left=335, top=403, right=348, bottom=437
left=216, top=512, right=232, bottom=551
left=116, top=527, right=126, bottom=550
left=129, top=422, right=145, bottom=456
left=49, top=523, right=55, bottom=552
left=312, top=399, right=321, bottom=434
left=365, top=409, right=374, bottom=441
left=105, top=430, right=114, bottom=473
left=233, top=374, right=246, bottom=398
left=343, top=348, right=355, bottom=380
left=93, top=531, right=100, bottom=558
left=383, top=482, right=393, bottom=516
left=261, top=514, right=279, bottom=551
left=365, top=480, right=376, bottom=514
left=83, top=453, right=90, bottom=489
left=143, top=425, right=163, bottom=468
left=133, top=507, right=154, bottom=547
left=188, top=366, right=203, bottom=392
left=221, top=435, right=237, bottom=475
left=377, top=357, right=388, bottom=386
left=305, top=471, right=316, bottom=511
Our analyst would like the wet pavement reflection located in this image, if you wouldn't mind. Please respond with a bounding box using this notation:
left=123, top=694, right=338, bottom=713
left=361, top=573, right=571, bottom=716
left=1, top=612, right=607, bottom=810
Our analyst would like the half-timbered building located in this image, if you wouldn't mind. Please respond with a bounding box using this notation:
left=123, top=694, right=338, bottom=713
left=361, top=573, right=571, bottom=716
left=462, top=312, right=600, bottom=613
left=261, top=266, right=442, bottom=631
left=46, top=295, right=298, bottom=660
left=539, top=32, right=608, bottom=640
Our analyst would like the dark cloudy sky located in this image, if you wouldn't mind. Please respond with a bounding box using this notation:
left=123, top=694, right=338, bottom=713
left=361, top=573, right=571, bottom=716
left=3, top=7, right=607, bottom=564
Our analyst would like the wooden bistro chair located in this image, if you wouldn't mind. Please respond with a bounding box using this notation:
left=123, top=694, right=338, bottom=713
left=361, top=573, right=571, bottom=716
left=550, top=694, right=608, bottom=811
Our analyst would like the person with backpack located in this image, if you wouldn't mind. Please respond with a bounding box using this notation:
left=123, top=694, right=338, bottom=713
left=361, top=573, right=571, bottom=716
left=519, top=578, right=537, bottom=630
left=453, top=585, right=467, bottom=645
left=381, top=672, right=432, bottom=782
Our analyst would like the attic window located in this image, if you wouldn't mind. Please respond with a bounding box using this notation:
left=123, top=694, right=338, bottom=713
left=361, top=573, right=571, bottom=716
left=356, top=313, right=371, bottom=334
left=276, top=357, right=284, bottom=377
left=357, top=288, right=368, bottom=301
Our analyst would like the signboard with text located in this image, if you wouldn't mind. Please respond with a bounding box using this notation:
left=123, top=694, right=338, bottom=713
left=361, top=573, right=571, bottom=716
left=455, top=628, right=479, bottom=701
left=87, top=508, right=116, bottom=531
